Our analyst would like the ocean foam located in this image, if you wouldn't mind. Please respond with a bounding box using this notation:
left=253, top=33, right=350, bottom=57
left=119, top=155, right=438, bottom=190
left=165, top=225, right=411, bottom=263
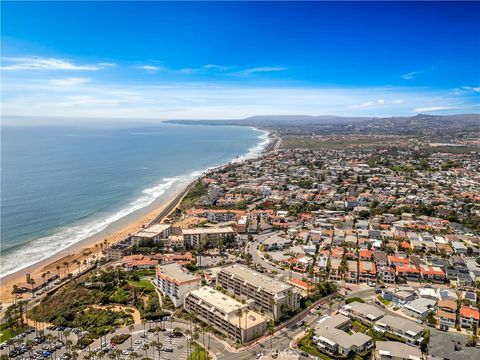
left=0, top=176, right=181, bottom=277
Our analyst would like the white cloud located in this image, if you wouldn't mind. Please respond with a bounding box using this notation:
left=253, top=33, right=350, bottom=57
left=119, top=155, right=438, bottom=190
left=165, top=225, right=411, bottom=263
left=413, top=106, right=457, bottom=113
left=135, top=65, right=166, bottom=73
left=3, top=80, right=472, bottom=120
left=241, top=66, right=287, bottom=74
left=1, top=57, right=114, bottom=71
left=49, top=77, right=91, bottom=86
left=203, top=64, right=234, bottom=70
left=454, top=86, right=480, bottom=95
left=401, top=71, right=420, bottom=80
left=352, top=98, right=398, bottom=109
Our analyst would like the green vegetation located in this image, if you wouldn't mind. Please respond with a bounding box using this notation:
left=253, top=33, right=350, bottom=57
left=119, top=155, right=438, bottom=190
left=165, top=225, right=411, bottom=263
left=298, top=329, right=371, bottom=360
left=128, top=279, right=155, bottom=291
left=111, top=333, right=130, bottom=344
left=187, top=344, right=210, bottom=360
left=298, top=330, right=330, bottom=359
left=1, top=302, right=31, bottom=342
left=181, top=180, right=208, bottom=210
left=282, top=137, right=376, bottom=151
left=351, top=321, right=369, bottom=334
left=420, top=329, right=430, bottom=353
left=376, top=296, right=391, bottom=306
left=345, top=297, right=364, bottom=304
left=28, top=268, right=165, bottom=337
left=0, top=325, right=30, bottom=343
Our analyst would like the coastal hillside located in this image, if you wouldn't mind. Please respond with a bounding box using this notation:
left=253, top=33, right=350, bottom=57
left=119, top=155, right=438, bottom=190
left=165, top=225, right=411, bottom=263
left=166, top=113, right=480, bottom=137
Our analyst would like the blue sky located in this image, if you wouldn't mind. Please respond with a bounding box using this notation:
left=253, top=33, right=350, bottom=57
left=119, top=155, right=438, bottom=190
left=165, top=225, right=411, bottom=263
left=1, top=1, right=479, bottom=120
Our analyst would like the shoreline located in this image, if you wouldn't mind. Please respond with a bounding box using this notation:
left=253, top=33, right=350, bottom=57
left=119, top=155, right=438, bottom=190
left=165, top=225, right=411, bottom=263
left=0, top=128, right=272, bottom=305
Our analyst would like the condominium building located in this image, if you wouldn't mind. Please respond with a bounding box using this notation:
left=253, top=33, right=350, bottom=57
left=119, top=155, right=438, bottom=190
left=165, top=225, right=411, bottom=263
left=373, top=315, right=424, bottom=346
left=373, top=341, right=422, bottom=360
left=155, top=263, right=202, bottom=307
left=339, top=301, right=384, bottom=324
left=184, top=286, right=267, bottom=343
left=217, top=264, right=301, bottom=320
left=131, top=224, right=172, bottom=245
left=182, top=226, right=235, bottom=249
left=313, top=315, right=373, bottom=357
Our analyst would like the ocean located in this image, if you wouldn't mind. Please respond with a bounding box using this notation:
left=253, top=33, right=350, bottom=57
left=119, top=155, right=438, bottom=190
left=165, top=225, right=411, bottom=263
left=0, top=123, right=267, bottom=276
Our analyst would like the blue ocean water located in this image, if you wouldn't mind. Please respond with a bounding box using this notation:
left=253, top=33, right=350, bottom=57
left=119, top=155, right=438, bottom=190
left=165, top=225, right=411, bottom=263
left=1, top=123, right=267, bottom=276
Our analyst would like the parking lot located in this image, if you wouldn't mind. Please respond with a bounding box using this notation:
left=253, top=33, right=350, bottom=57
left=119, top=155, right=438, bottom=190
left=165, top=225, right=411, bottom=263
left=0, top=321, right=189, bottom=360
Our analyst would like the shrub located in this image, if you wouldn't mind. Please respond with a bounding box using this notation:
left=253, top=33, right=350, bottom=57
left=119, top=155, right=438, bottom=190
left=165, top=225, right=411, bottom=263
left=345, top=297, right=364, bottom=304
left=111, top=333, right=130, bottom=344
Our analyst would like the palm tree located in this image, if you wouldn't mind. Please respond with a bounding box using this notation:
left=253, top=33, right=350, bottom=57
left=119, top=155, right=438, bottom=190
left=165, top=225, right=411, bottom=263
left=269, top=298, right=278, bottom=320
left=45, top=271, right=51, bottom=289
left=56, top=265, right=61, bottom=279
left=128, top=324, right=134, bottom=349
left=74, top=259, right=81, bottom=274
left=328, top=299, right=334, bottom=315
left=41, top=273, right=47, bottom=290
left=235, top=308, right=243, bottom=344
left=206, top=325, right=213, bottom=351
left=268, top=320, right=275, bottom=353
left=128, top=351, right=139, bottom=360
left=142, top=343, right=150, bottom=359
left=184, top=329, right=192, bottom=358
left=63, top=261, right=70, bottom=277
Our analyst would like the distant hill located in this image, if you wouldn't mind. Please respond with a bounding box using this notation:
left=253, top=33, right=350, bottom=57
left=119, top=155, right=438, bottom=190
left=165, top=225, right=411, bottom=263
left=165, top=113, right=480, bottom=136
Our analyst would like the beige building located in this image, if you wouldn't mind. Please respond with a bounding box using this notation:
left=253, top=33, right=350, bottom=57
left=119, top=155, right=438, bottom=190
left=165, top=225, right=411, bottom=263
left=131, top=224, right=172, bottom=245
left=182, top=226, right=235, bottom=248
left=184, top=286, right=267, bottom=343
left=156, top=263, right=202, bottom=307
left=217, top=264, right=301, bottom=320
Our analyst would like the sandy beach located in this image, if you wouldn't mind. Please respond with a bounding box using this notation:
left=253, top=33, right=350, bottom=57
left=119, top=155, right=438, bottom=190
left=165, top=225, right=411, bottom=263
left=0, top=180, right=192, bottom=306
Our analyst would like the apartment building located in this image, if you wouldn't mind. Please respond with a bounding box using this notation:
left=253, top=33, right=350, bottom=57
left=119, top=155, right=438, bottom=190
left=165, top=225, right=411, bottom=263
left=155, top=263, right=202, bottom=307
left=339, top=301, right=384, bottom=324
left=182, top=226, right=235, bottom=249
left=373, top=315, right=424, bottom=346
left=313, top=315, right=373, bottom=357
left=131, top=224, right=172, bottom=245
left=217, top=264, right=301, bottom=320
left=184, top=286, right=267, bottom=343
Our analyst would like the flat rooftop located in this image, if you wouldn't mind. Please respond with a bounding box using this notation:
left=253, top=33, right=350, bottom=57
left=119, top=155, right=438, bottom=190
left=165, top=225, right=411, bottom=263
left=375, top=315, right=423, bottom=335
left=342, top=301, right=384, bottom=320
left=182, top=226, right=235, bottom=235
left=157, top=263, right=201, bottom=284
left=315, top=315, right=371, bottom=349
left=134, top=224, right=171, bottom=238
left=220, top=264, right=292, bottom=294
left=188, top=286, right=266, bottom=328
left=375, top=341, right=421, bottom=360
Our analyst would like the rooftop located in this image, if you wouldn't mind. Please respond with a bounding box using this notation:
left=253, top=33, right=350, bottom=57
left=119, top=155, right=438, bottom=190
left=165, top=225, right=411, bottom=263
left=157, top=263, right=202, bottom=284
left=375, top=341, right=422, bottom=360
left=220, top=264, right=293, bottom=294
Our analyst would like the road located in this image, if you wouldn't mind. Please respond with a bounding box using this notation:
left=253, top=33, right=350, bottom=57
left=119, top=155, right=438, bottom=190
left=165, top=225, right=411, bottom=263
left=246, top=236, right=306, bottom=281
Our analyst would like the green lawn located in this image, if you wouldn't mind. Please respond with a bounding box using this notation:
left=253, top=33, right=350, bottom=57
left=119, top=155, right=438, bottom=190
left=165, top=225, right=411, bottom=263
left=351, top=321, right=369, bottom=334
left=0, top=326, right=29, bottom=343
left=187, top=344, right=210, bottom=360
left=129, top=279, right=155, bottom=291
left=376, top=296, right=391, bottom=306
